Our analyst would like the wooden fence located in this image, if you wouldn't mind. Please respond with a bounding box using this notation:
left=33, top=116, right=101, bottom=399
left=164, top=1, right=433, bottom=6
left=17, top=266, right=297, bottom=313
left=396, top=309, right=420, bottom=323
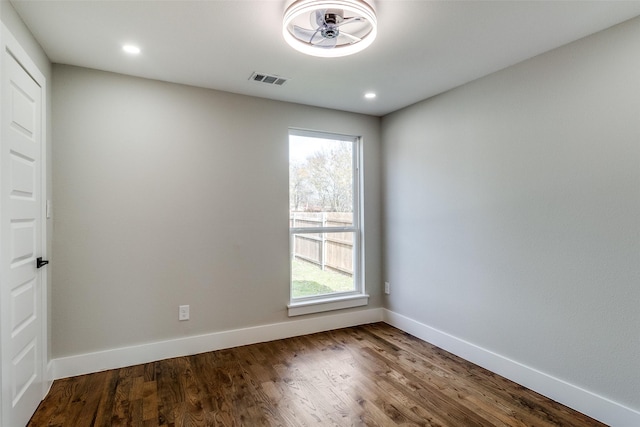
left=290, top=212, right=353, bottom=276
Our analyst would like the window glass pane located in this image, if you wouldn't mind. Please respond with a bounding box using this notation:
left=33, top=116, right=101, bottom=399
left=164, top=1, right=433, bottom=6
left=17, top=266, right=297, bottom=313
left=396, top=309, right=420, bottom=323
left=289, top=135, right=353, bottom=226
left=289, top=130, right=360, bottom=303
left=291, top=231, right=356, bottom=298
left=290, top=212, right=354, bottom=229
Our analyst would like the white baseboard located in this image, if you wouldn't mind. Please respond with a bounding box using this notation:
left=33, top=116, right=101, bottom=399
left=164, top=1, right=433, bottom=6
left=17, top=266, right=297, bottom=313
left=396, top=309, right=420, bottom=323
left=383, top=309, right=640, bottom=427
left=53, top=307, right=384, bottom=380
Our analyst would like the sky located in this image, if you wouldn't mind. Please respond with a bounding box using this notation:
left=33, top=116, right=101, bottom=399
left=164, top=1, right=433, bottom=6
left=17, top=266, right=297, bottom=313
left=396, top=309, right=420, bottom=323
left=289, top=134, right=350, bottom=164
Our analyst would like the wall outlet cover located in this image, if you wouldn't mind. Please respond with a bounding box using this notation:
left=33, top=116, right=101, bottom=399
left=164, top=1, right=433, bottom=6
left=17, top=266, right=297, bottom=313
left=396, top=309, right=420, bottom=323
left=179, top=305, right=190, bottom=321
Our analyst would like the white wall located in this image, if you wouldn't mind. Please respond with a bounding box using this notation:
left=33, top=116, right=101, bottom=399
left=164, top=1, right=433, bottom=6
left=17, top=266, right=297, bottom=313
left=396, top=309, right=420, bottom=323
left=382, top=16, right=640, bottom=413
left=52, top=65, right=382, bottom=358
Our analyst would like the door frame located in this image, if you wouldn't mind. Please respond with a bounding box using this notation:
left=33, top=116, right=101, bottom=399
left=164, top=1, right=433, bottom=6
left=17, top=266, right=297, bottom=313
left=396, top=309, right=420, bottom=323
left=0, top=22, right=50, bottom=424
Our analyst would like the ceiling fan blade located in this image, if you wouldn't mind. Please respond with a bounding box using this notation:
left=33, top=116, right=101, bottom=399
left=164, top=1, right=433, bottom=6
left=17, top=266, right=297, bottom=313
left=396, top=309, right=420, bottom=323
left=312, top=36, right=338, bottom=49
left=293, top=25, right=322, bottom=43
left=340, top=31, right=362, bottom=43
left=312, top=9, right=327, bottom=28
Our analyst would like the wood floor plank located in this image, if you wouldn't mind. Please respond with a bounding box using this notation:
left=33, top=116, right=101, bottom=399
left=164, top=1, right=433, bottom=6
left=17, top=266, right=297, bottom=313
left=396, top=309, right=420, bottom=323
left=29, top=323, right=607, bottom=427
left=141, top=380, right=158, bottom=422
left=64, top=370, right=116, bottom=427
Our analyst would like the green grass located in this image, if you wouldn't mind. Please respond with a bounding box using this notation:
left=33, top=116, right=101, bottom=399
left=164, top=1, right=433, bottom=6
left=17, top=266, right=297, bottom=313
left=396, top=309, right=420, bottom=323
left=291, top=258, right=353, bottom=298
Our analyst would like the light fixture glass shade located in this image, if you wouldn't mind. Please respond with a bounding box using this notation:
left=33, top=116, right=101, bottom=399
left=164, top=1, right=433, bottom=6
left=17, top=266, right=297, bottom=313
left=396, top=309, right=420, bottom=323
left=283, top=0, right=377, bottom=58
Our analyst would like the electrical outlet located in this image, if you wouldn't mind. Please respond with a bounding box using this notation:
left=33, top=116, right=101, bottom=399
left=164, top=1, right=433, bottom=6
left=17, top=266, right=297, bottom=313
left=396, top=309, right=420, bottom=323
left=179, top=305, right=190, bottom=321
left=384, top=281, right=390, bottom=295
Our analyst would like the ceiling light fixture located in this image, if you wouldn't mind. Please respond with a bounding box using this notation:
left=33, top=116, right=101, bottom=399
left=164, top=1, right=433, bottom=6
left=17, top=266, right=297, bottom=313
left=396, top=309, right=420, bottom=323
left=122, top=44, right=141, bottom=55
left=364, top=92, right=376, bottom=99
left=283, top=0, right=377, bottom=58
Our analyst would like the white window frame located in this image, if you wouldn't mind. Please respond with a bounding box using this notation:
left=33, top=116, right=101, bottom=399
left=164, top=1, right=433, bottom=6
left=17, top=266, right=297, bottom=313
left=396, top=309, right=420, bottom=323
left=287, top=128, right=368, bottom=316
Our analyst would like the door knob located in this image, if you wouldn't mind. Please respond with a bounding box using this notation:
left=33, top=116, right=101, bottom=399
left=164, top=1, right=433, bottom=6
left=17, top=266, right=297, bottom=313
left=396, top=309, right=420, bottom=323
left=36, top=257, right=49, bottom=269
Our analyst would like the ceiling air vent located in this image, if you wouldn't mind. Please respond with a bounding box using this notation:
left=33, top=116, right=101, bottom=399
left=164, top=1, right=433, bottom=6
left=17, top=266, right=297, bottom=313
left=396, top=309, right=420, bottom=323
left=249, top=72, right=289, bottom=86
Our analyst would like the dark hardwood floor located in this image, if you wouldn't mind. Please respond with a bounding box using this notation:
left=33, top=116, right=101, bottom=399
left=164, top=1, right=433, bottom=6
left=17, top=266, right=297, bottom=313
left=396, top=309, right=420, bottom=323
left=29, top=323, right=605, bottom=426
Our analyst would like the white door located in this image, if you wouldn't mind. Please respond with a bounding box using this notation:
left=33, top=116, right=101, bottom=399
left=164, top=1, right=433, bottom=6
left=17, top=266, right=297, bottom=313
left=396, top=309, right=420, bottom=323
left=0, top=42, right=45, bottom=426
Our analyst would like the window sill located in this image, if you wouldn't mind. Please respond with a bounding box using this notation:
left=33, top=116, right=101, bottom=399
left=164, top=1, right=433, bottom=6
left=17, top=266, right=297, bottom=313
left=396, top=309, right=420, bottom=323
left=288, top=294, right=369, bottom=317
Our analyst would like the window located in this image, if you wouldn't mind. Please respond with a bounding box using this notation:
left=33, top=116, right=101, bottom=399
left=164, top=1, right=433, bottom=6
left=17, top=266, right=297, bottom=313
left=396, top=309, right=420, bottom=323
left=288, top=129, right=367, bottom=316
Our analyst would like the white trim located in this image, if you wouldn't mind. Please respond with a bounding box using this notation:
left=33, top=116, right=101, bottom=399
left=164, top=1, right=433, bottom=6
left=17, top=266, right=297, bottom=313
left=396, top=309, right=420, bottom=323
left=44, top=360, right=54, bottom=397
left=383, top=309, right=640, bottom=427
left=288, top=293, right=369, bottom=316
left=53, top=308, right=384, bottom=380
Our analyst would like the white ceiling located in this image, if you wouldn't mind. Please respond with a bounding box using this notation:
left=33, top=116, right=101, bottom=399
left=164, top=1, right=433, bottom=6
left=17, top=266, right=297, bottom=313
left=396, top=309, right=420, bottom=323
left=10, top=0, right=640, bottom=116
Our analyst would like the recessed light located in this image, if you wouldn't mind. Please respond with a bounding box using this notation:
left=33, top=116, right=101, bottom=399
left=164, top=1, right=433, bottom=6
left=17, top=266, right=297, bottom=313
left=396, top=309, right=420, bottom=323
left=122, top=44, right=141, bottom=55
left=364, top=92, right=376, bottom=99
